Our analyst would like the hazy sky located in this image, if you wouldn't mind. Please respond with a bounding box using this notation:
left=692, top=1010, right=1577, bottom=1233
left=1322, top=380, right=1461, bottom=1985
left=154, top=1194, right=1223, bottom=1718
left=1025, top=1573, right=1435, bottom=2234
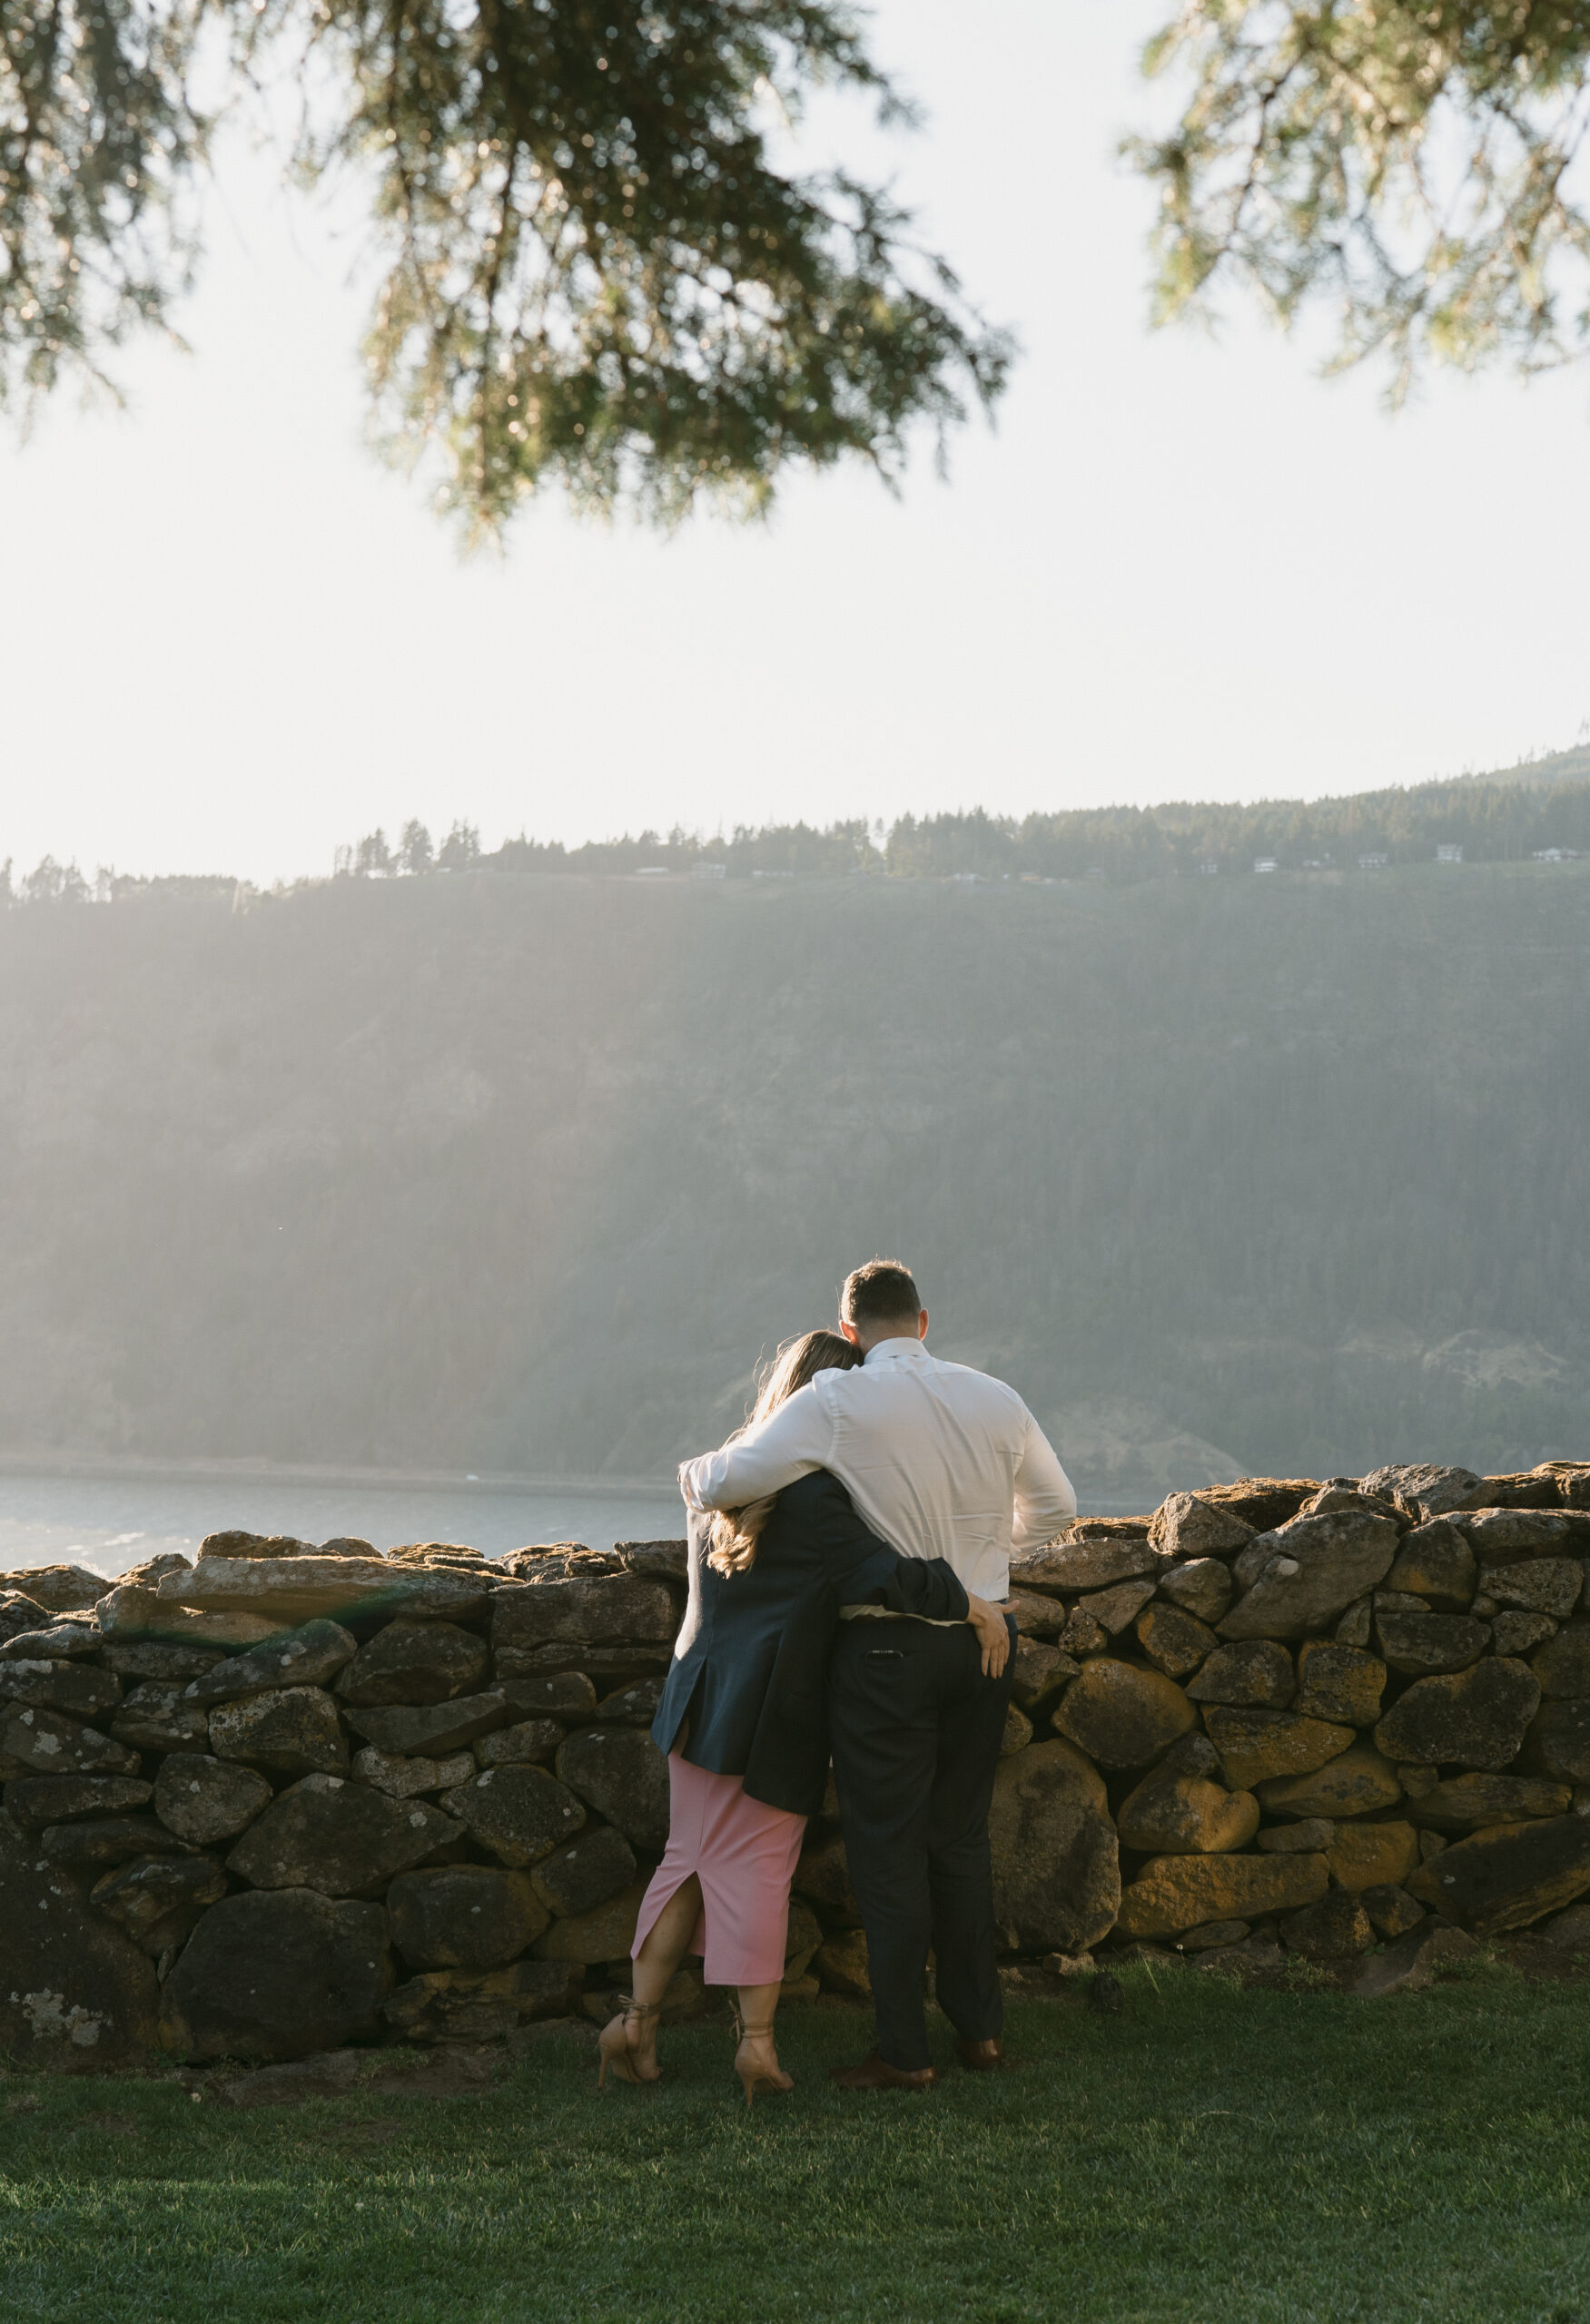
left=5, top=0, right=1589, bottom=884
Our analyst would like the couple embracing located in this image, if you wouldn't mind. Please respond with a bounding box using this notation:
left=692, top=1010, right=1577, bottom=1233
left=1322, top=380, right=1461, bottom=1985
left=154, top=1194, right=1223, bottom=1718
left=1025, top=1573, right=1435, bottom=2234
left=597, top=1258, right=1076, bottom=2101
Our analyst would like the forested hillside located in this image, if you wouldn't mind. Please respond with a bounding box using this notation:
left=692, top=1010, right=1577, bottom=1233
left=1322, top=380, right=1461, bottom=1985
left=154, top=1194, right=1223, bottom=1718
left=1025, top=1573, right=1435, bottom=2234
left=0, top=859, right=1586, bottom=1507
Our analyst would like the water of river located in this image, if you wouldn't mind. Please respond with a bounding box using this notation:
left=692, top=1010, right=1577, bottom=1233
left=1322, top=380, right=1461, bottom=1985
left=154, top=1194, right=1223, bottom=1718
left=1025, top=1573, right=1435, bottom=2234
left=0, top=1471, right=687, bottom=1583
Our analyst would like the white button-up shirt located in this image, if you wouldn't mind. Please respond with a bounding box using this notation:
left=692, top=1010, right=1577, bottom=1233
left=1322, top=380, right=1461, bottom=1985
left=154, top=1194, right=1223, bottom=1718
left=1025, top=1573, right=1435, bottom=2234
left=677, top=1338, right=1076, bottom=1603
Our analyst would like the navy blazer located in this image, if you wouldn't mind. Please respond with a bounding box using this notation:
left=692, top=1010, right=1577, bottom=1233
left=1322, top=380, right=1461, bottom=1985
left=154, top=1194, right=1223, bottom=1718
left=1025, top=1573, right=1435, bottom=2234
left=651, top=1469, right=971, bottom=1817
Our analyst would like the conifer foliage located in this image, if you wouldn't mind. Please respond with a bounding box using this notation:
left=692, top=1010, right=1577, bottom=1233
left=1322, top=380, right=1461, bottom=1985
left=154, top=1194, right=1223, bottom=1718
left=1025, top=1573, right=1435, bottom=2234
left=0, top=1, right=1009, bottom=530
left=1132, top=0, right=1590, bottom=393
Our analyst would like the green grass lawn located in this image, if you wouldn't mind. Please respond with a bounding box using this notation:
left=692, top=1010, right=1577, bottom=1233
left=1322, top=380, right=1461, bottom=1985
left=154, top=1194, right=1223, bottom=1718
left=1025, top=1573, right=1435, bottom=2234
left=3, top=1959, right=1588, bottom=2324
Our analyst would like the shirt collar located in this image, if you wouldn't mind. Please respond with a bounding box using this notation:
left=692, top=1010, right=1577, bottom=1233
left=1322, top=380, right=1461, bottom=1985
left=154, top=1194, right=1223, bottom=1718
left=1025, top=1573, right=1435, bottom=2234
left=862, top=1338, right=932, bottom=1367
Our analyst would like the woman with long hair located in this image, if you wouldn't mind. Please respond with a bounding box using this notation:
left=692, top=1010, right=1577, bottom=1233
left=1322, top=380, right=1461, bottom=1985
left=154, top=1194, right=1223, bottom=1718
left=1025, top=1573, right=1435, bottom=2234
left=597, top=1328, right=1009, bottom=2104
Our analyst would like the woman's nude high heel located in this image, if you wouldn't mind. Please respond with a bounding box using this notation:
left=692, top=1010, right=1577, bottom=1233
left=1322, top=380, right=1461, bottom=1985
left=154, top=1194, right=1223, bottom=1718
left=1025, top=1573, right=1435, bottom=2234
left=732, top=2009, right=794, bottom=2108
left=597, top=1997, right=663, bottom=2089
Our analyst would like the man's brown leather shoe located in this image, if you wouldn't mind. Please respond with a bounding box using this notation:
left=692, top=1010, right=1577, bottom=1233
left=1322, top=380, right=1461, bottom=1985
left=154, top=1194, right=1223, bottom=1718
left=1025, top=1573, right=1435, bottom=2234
left=954, top=2037, right=1007, bottom=2072
left=828, top=2053, right=938, bottom=2093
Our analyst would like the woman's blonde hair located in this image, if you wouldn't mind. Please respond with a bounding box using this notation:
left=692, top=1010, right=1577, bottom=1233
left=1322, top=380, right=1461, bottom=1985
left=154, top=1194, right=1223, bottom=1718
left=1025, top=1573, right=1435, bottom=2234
left=706, top=1329, right=862, bottom=1577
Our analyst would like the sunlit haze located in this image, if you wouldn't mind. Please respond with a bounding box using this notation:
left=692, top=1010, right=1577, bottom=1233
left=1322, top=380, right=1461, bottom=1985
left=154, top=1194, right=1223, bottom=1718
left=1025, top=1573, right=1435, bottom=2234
left=5, top=0, right=1588, bottom=885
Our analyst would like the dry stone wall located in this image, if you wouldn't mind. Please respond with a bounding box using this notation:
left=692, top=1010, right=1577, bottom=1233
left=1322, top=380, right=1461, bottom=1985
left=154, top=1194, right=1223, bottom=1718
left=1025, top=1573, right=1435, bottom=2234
left=5, top=1458, right=1590, bottom=2069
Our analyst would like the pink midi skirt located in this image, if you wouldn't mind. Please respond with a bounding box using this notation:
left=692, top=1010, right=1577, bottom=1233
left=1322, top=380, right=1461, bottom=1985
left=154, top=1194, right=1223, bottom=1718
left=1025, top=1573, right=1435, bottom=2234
left=631, top=1752, right=806, bottom=1988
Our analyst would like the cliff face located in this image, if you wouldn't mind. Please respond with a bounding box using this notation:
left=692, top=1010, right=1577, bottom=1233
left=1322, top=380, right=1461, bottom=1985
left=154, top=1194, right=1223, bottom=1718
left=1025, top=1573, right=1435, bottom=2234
left=0, top=862, right=1586, bottom=1498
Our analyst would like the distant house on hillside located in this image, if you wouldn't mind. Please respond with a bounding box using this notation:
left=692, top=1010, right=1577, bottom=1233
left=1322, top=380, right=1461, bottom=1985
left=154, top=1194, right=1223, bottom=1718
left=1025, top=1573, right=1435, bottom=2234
left=1197, top=860, right=1219, bottom=875
left=1254, top=858, right=1278, bottom=874
left=1437, top=844, right=1464, bottom=863
left=1532, top=848, right=1583, bottom=862
left=1358, top=852, right=1389, bottom=870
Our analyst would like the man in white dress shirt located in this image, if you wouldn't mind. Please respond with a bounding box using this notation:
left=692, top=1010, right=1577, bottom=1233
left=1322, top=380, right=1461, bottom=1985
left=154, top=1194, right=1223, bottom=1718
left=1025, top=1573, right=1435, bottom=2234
left=679, top=1259, right=1076, bottom=2090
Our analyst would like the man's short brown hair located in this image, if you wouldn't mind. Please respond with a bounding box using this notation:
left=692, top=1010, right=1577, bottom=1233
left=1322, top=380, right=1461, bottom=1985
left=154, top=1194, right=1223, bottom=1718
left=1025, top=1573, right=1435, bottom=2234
left=840, top=1259, right=922, bottom=1329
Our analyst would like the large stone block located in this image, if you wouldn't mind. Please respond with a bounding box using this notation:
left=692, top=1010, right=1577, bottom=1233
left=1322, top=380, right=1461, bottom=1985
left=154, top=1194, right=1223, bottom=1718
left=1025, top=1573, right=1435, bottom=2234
left=1011, top=1636, right=1078, bottom=1709
left=0, top=1615, right=105, bottom=1663
left=1407, top=1773, right=1572, bottom=1832
left=1373, top=1606, right=1490, bottom=1677
left=40, top=1817, right=196, bottom=1869
left=0, top=1807, right=161, bottom=2069
left=1200, top=1480, right=1319, bottom=1531
left=103, top=1642, right=225, bottom=1683
left=1387, top=1522, right=1476, bottom=1610
left=1218, top=1512, right=1400, bottom=1641
left=162, top=1887, right=392, bottom=2061
left=617, top=1540, right=690, bottom=1582
left=1117, top=1738, right=1259, bottom=1857
left=1293, top=1643, right=1386, bottom=1725
left=494, top=1642, right=672, bottom=1679
left=383, top=1959, right=581, bottom=2043
left=154, top=1753, right=273, bottom=1845
left=1326, top=1821, right=1419, bottom=1892
left=793, top=1829, right=861, bottom=1925
left=1533, top=1627, right=1590, bottom=1699
left=533, top=1876, right=652, bottom=1965
left=161, top=1556, right=490, bottom=1628
left=1254, top=1742, right=1403, bottom=1820
left=90, top=1852, right=228, bottom=1953
left=1524, top=1699, right=1590, bottom=1785
left=2, top=1703, right=139, bottom=1777
left=96, top=1584, right=282, bottom=1652
left=5, top=1774, right=152, bottom=1827
left=1076, top=1580, right=1158, bottom=1636
left=1156, top=1559, right=1234, bottom=1625
left=1008, top=1590, right=1069, bottom=1640
left=341, top=1692, right=509, bottom=1758
left=493, top=1670, right=599, bottom=1721
left=1407, top=1814, right=1590, bottom=1934
left=816, top=1928, right=872, bottom=1996
left=1201, top=1707, right=1353, bottom=1791
left=351, top=1745, right=479, bottom=1799
left=0, top=1591, right=50, bottom=1644
left=335, top=1620, right=490, bottom=1708
left=1148, top=1494, right=1256, bottom=1561
left=1373, top=1658, right=1541, bottom=1770
left=1485, top=1561, right=1583, bottom=1619
left=1117, top=1849, right=1329, bottom=1939
left=0, top=1660, right=121, bottom=1722
left=556, top=1727, right=671, bottom=1853
left=387, top=1866, right=548, bottom=1970
left=227, top=1774, right=460, bottom=1896
left=1010, top=1537, right=1158, bottom=1596
left=109, top=1683, right=212, bottom=1754
left=490, top=1575, right=677, bottom=1650
left=477, top=1718, right=565, bottom=1769
left=440, top=1764, right=587, bottom=1866
left=113, top=1554, right=192, bottom=1591
left=1186, top=1640, right=1294, bottom=1709
left=1281, top=1890, right=1374, bottom=1960
left=1052, top=1659, right=1196, bottom=1769
left=531, top=1827, right=638, bottom=1918
left=1361, top=1464, right=1482, bottom=1516
left=1134, top=1604, right=1217, bottom=1679
left=0, top=1564, right=106, bottom=1614
left=1455, top=1509, right=1579, bottom=1563
left=1493, top=1611, right=1558, bottom=1657
left=987, top=1738, right=1120, bottom=1953
left=185, top=1620, right=358, bottom=1708
left=209, top=1685, right=349, bottom=1777
left=200, top=1531, right=318, bottom=1559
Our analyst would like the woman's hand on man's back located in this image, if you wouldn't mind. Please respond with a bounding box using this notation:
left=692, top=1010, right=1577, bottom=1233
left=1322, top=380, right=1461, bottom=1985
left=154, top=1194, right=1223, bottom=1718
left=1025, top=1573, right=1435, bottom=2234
left=965, top=1594, right=1011, bottom=1680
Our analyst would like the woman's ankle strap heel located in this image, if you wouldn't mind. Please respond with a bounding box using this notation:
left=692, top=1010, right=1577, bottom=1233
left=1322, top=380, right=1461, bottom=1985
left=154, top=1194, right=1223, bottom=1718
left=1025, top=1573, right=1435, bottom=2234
left=597, top=1996, right=664, bottom=2091
left=732, top=2014, right=794, bottom=2108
